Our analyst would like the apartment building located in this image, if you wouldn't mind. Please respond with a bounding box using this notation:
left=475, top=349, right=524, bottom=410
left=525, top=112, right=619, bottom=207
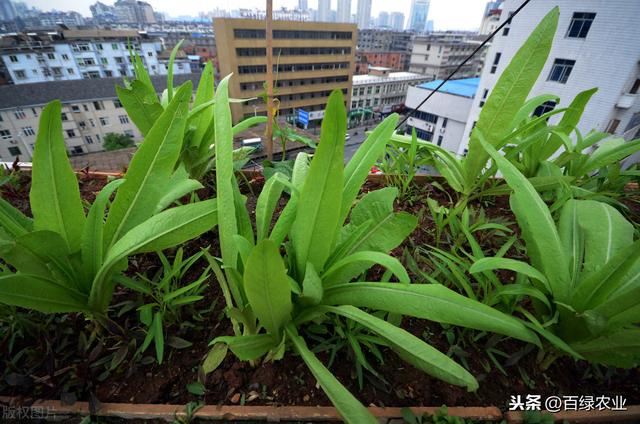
left=404, top=77, right=479, bottom=153
left=351, top=66, right=428, bottom=114
left=355, top=51, right=408, bottom=74
left=0, top=74, right=199, bottom=161
left=213, top=18, right=357, bottom=124
left=461, top=0, right=640, bottom=155
left=0, top=30, right=190, bottom=85
left=357, top=29, right=412, bottom=53
left=409, top=32, right=487, bottom=80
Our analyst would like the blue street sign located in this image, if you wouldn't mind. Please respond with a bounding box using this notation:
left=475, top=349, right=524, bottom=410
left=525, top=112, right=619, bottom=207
left=298, top=109, right=309, bottom=125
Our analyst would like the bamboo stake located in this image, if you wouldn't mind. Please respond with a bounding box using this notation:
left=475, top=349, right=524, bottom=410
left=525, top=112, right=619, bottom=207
left=264, top=0, right=274, bottom=161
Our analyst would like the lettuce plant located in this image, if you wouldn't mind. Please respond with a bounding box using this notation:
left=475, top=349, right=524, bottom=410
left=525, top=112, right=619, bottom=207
left=0, top=82, right=217, bottom=319
left=470, top=133, right=640, bottom=369
left=208, top=76, right=538, bottom=423
left=117, top=44, right=266, bottom=180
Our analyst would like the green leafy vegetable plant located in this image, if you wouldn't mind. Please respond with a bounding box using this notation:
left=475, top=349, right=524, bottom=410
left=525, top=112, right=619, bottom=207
left=0, top=86, right=217, bottom=319
left=117, top=43, right=266, bottom=180
left=470, top=133, right=640, bottom=369
left=207, top=77, right=539, bottom=423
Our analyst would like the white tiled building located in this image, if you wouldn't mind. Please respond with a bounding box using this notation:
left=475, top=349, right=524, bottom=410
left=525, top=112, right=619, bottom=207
left=461, top=0, right=640, bottom=156
left=351, top=67, right=429, bottom=113
left=0, top=29, right=190, bottom=85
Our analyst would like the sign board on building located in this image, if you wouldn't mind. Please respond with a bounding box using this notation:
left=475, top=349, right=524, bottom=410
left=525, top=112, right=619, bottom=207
left=297, top=109, right=309, bottom=125
left=309, top=110, right=325, bottom=121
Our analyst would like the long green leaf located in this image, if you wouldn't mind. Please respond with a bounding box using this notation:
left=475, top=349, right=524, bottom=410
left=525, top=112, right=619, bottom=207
left=104, top=82, right=192, bottom=247
left=323, top=305, right=478, bottom=390
left=285, top=324, right=378, bottom=424
left=0, top=196, right=32, bottom=238
left=463, top=7, right=559, bottom=185
left=342, top=113, right=398, bottom=223
left=291, top=90, right=345, bottom=276
left=30, top=100, right=85, bottom=252
left=322, top=251, right=409, bottom=287
left=244, top=240, right=292, bottom=335
left=322, top=282, right=539, bottom=345
left=470, top=257, right=550, bottom=293
left=167, top=39, right=183, bottom=102
left=0, top=273, right=88, bottom=313
left=478, top=132, right=570, bottom=302
left=256, top=173, right=286, bottom=242
left=214, top=334, right=278, bottom=360
left=116, top=82, right=163, bottom=136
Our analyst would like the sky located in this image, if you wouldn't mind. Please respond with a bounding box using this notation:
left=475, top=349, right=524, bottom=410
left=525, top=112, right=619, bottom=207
left=20, top=0, right=488, bottom=31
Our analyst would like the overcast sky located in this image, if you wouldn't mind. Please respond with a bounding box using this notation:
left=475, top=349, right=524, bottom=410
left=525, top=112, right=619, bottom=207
left=20, top=0, right=488, bottom=31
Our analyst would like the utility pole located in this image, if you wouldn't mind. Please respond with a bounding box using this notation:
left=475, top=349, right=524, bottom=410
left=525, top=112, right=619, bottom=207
left=265, top=0, right=274, bottom=160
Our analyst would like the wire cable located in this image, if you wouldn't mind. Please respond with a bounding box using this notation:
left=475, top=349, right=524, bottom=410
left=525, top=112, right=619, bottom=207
left=395, top=0, right=532, bottom=130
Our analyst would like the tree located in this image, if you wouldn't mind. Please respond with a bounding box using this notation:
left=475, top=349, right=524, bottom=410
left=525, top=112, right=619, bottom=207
left=103, top=133, right=135, bottom=151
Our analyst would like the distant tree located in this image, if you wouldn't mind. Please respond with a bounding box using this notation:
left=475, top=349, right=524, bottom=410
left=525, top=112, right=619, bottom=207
left=103, top=133, right=135, bottom=151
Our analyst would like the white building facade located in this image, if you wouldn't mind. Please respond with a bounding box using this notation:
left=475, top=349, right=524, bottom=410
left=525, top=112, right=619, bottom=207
left=1, top=30, right=190, bottom=85
left=351, top=67, right=429, bottom=113
left=404, top=78, right=479, bottom=153
left=461, top=0, right=640, bottom=155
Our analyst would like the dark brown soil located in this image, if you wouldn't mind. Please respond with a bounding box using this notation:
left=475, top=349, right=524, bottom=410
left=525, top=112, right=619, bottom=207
left=1, top=172, right=639, bottom=415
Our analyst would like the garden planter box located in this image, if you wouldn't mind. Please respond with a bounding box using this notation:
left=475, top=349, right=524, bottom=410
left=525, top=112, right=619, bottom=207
left=1, top=169, right=638, bottom=423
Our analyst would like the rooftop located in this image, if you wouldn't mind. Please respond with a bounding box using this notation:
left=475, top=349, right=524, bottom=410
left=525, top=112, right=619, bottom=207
left=0, top=73, right=200, bottom=110
left=417, top=77, right=480, bottom=98
left=353, top=71, right=426, bottom=85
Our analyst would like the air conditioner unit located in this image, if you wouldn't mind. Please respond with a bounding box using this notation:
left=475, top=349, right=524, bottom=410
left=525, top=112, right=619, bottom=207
left=439, top=128, right=446, bottom=134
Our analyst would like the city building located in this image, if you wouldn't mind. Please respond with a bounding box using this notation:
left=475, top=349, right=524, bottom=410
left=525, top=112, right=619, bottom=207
left=298, top=0, right=308, bottom=12
left=409, top=32, right=487, bottom=80
left=318, top=0, right=331, bottom=22
left=337, top=0, right=351, bottom=23
left=0, top=0, right=17, bottom=21
left=0, top=74, right=199, bottom=161
left=351, top=66, right=428, bottom=114
left=404, top=77, right=479, bottom=152
left=357, top=29, right=412, bottom=53
left=355, top=51, right=408, bottom=74
left=389, top=12, right=405, bottom=31
left=356, top=0, right=371, bottom=29
left=33, top=11, right=86, bottom=27
left=479, top=1, right=503, bottom=35
left=376, top=11, right=389, bottom=29
left=462, top=0, right=640, bottom=155
left=0, top=30, right=190, bottom=85
left=408, top=0, right=430, bottom=32
left=89, top=0, right=156, bottom=25
left=90, top=2, right=119, bottom=24
left=213, top=18, right=357, bottom=124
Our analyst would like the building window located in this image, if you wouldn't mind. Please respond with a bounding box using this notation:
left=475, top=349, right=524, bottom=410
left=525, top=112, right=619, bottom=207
left=101, top=58, right=109, bottom=65
left=14, top=109, right=26, bottom=119
left=490, top=53, right=501, bottom=74
left=606, top=119, right=620, bottom=134
left=113, top=99, right=123, bottom=108
left=79, top=121, right=86, bottom=129
left=630, top=79, right=640, bottom=95
left=14, top=70, right=26, bottom=79
left=115, top=57, right=124, bottom=64
left=85, top=135, right=93, bottom=144
left=100, top=117, right=109, bottom=126
left=61, top=112, right=68, bottom=121
left=8, top=147, right=21, bottom=156
left=72, top=146, right=84, bottom=154
left=47, top=53, right=55, bottom=60
left=533, top=100, right=557, bottom=117
left=124, top=130, right=134, bottom=137
left=105, top=71, right=113, bottom=77
left=437, top=135, right=443, bottom=146
left=22, top=126, right=35, bottom=136
left=566, top=12, right=596, bottom=39
left=96, top=43, right=103, bottom=50
left=548, top=59, right=575, bottom=84
left=479, top=88, right=489, bottom=107
left=66, top=129, right=76, bottom=138
left=52, top=67, right=62, bottom=76
left=9, top=55, right=18, bottom=63
left=68, top=68, right=75, bottom=74
left=71, top=105, right=80, bottom=112
left=503, top=12, right=514, bottom=36
left=62, top=54, right=69, bottom=60
left=118, top=115, right=130, bottom=124
left=89, top=119, right=95, bottom=127
left=0, top=129, right=11, bottom=139
left=93, top=101, right=104, bottom=110
left=111, top=43, right=119, bottom=50
left=147, top=51, right=153, bottom=57
left=442, top=117, right=448, bottom=128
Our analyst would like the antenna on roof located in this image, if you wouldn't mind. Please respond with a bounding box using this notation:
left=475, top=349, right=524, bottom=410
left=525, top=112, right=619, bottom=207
left=395, top=0, right=531, bottom=130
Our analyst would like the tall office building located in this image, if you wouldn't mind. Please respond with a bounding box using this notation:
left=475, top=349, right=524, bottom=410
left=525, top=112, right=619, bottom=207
left=298, top=0, right=308, bottom=11
left=213, top=18, right=357, bottom=124
left=408, top=0, right=430, bottom=32
left=377, top=11, right=389, bottom=28
left=0, top=0, right=17, bottom=21
left=337, top=0, right=351, bottom=23
left=390, top=12, right=405, bottom=31
left=356, top=0, right=372, bottom=29
left=318, top=0, right=331, bottom=22
left=461, top=0, right=640, bottom=155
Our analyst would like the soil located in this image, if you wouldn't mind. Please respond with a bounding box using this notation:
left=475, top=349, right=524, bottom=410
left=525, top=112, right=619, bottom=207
left=1, top=171, right=639, bottom=418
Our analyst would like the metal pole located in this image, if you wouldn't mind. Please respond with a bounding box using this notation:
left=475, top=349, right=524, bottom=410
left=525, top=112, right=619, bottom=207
left=264, top=0, right=274, bottom=160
